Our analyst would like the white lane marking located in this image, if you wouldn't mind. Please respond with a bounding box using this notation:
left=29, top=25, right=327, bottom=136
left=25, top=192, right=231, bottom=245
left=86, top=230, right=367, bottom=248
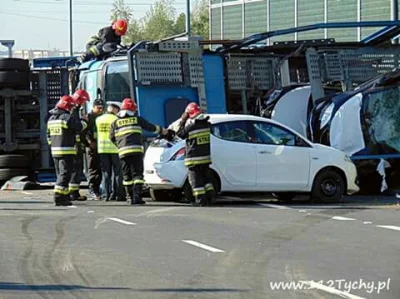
left=376, top=225, right=400, bottom=231
left=68, top=205, right=78, bottom=209
left=258, top=203, right=292, bottom=210
left=106, top=217, right=137, bottom=226
left=21, top=191, right=33, bottom=195
left=299, top=210, right=307, bottom=213
left=136, top=207, right=179, bottom=218
left=300, top=281, right=366, bottom=299
left=87, top=210, right=95, bottom=214
left=331, top=216, right=356, bottom=221
left=182, top=240, right=225, bottom=253
left=363, top=221, right=372, bottom=224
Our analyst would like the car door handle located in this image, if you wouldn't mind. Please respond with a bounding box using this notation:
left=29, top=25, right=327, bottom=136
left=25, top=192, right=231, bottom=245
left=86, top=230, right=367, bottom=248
left=258, top=150, right=272, bottom=154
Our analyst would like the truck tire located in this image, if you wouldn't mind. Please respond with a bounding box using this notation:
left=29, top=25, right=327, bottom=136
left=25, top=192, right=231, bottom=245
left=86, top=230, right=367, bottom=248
left=0, top=71, right=30, bottom=90
left=0, top=155, right=30, bottom=169
left=0, top=58, right=30, bottom=72
left=0, top=168, right=30, bottom=182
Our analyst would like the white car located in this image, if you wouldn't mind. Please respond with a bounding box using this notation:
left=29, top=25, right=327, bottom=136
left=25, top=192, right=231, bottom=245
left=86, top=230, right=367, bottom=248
left=144, top=114, right=359, bottom=203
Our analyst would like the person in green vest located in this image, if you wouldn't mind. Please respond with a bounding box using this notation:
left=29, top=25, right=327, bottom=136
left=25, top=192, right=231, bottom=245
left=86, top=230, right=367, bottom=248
left=95, top=102, right=125, bottom=201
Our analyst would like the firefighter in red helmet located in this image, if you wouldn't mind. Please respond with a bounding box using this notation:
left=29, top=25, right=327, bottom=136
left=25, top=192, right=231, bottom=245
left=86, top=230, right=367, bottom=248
left=78, top=19, right=128, bottom=63
left=68, top=89, right=90, bottom=201
left=176, top=102, right=214, bottom=206
left=47, top=95, right=83, bottom=206
left=110, top=98, right=168, bottom=205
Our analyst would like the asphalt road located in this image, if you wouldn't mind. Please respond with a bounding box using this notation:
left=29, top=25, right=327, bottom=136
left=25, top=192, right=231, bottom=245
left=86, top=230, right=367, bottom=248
left=0, top=190, right=399, bottom=299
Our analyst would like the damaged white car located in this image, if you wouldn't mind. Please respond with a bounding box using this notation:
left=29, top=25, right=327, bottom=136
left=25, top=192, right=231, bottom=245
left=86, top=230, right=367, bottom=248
left=144, top=114, right=359, bottom=203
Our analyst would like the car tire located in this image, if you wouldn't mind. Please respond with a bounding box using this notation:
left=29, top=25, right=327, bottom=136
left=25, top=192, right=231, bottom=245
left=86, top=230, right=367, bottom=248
left=0, top=71, right=30, bottom=90
left=0, top=155, right=30, bottom=169
left=311, top=169, right=345, bottom=203
left=0, top=168, right=31, bottom=182
left=272, top=192, right=296, bottom=202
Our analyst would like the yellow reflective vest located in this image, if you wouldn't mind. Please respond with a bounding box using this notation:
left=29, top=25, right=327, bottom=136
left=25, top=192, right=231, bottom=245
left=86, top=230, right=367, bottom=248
left=95, top=113, right=118, bottom=154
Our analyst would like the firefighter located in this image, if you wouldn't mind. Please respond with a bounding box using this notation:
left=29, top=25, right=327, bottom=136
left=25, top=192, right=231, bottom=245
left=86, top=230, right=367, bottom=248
left=47, top=96, right=83, bottom=206
left=110, top=98, right=167, bottom=205
left=96, top=102, right=124, bottom=201
left=85, top=99, right=104, bottom=200
left=68, top=89, right=90, bottom=201
left=175, top=103, right=214, bottom=206
left=78, top=19, right=128, bottom=63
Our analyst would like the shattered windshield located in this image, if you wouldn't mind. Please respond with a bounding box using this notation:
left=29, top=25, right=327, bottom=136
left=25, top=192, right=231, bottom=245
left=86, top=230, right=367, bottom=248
left=363, top=86, right=400, bottom=153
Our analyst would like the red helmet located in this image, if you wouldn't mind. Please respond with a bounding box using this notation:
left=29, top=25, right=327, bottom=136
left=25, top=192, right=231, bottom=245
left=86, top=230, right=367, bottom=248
left=185, top=102, right=201, bottom=118
left=56, top=95, right=76, bottom=112
left=112, top=19, right=128, bottom=36
left=71, top=89, right=90, bottom=106
left=121, top=98, right=137, bottom=112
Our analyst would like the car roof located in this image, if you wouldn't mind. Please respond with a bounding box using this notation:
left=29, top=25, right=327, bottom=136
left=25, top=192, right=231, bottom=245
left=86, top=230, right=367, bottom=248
left=206, top=113, right=312, bottom=143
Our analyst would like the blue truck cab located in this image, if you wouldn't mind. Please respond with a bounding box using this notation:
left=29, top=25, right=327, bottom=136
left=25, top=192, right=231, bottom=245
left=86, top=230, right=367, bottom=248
left=76, top=41, right=227, bottom=137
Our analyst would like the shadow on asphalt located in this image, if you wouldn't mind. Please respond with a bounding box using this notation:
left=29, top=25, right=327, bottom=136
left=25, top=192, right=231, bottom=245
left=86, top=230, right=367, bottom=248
left=0, top=282, right=130, bottom=291
left=135, top=288, right=248, bottom=293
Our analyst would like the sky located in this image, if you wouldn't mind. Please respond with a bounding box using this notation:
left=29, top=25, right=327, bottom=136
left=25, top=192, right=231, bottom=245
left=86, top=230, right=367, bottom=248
left=0, top=0, right=188, bottom=52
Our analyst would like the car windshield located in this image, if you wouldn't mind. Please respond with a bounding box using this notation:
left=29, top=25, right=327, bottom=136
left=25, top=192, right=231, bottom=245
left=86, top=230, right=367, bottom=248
left=362, top=86, right=400, bottom=153
left=105, top=60, right=130, bottom=102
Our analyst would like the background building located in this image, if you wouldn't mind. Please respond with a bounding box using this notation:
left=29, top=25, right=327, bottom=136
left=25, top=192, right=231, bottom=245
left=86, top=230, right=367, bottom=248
left=210, top=0, right=400, bottom=43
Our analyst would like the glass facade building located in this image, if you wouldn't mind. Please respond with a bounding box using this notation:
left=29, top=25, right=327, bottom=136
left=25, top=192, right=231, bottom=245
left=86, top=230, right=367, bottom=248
left=209, top=0, right=398, bottom=43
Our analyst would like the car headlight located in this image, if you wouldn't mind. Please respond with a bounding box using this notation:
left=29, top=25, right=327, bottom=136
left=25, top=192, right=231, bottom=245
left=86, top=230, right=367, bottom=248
left=344, top=155, right=352, bottom=163
left=319, top=103, right=335, bottom=129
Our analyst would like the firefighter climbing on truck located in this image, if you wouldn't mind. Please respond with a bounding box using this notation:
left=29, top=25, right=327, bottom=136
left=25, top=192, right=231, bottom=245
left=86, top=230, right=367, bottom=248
left=78, top=19, right=128, bottom=63
left=47, top=95, right=83, bottom=206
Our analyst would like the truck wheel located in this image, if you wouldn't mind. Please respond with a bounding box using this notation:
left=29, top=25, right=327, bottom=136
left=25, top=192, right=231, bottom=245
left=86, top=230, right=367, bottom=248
left=0, top=71, right=30, bottom=90
left=0, top=58, right=30, bottom=72
left=0, top=168, right=30, bottom=182
left=0, top=155, right=30, bottom=169
left=311, top=169, right=345, bottom=203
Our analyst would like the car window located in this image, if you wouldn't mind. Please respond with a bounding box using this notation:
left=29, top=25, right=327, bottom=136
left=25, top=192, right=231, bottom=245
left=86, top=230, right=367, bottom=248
left=252, top=122, right=296, bottom=146
left=212, top=121, right=252, bottom=143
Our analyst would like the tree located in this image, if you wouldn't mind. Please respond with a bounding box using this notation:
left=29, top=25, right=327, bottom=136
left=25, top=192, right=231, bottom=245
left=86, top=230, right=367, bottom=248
left=191, top=0, right=209, bottom=39
left=142, top=0, right=177, bottom=40
left=110, top=0, right=144, bottom=44
left=173, top=13, right=186, bottom=35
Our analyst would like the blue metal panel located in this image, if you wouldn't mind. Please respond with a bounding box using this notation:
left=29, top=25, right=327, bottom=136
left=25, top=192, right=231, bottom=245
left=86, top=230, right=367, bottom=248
left=32, top=56, right=78, bottom=68
left=203, top=54, right=227, bottom=114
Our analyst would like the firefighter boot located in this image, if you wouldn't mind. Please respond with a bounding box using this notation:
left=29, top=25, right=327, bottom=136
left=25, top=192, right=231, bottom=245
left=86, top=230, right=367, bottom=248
left=54, top=194, right=73, bottom=206
left=131, top=184, right=146, bottom=205
left=124, top=187, right=133, bottom=203
left=70, top=191, right=87, bottom=201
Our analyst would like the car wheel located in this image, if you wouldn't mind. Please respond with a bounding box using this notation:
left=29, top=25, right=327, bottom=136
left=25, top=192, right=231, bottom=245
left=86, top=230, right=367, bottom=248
left=311, top=169, right=345, bottom=203
left=149, top=189, right=171, bottom=201
left=0, top=155, right=30, bottom=169
left=272, top=192, right=296, bottom=202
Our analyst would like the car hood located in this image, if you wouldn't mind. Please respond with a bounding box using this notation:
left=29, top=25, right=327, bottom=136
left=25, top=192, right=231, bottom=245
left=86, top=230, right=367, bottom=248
left=311, top=143, right=346, bottom=157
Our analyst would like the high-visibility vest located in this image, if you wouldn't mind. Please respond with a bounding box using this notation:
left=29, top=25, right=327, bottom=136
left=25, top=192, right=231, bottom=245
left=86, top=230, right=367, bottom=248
left=96, top=113, right=118, bottom=154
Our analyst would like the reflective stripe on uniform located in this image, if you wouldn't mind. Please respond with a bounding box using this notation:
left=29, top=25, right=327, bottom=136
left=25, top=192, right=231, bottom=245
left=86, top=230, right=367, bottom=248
left=47, top=119, right=68, bottom=129
left=89, top=45, right=100, bottom=56
left=118, top=145, right=144, bottom=157
left=133, top=179, right=145, bottom=185
left=205, top=183, right=214, bottom=191
left=192, top=187, right=206, bottom=196
left=188, top=128, right=210, bottom=139
left=184, top=155, right=212, bottom=166
left=81, top=120, right=88, bottom=131
left=123, top=180, right=134, bottom=186
left=54, top=185, right=69, bottom=195
left=51, top=146, right=77, bottom=155
left=114, top=125, right=142, bottom=137
left=68, top=183, right=80, bottom=192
